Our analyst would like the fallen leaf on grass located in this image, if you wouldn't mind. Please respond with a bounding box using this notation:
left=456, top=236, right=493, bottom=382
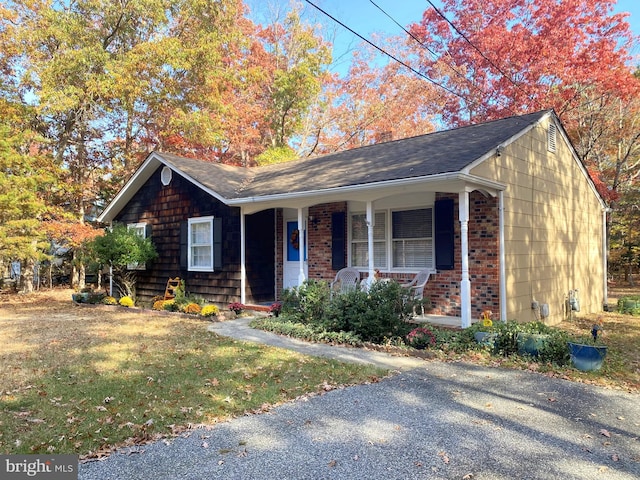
left=600, top=429, right=611, bottom=438
left=612, top=454, right=620, bottom=462
left=328, top=460, right=337, bottom=468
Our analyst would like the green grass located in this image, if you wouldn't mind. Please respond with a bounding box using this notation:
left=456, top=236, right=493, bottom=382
left=0, top=290, right=386, bottom=458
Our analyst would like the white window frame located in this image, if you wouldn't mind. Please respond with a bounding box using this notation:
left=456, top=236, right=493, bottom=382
left=349, top=207, right=434, bottom=272
left=127, top=222, right=147, bottom=270
left=188, top=216, right=214, bottom=272
left=391, top=207, right=433, bottom=270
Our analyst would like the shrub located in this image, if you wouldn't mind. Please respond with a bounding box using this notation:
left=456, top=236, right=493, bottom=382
left=250, top=318, right=363, bottom=346
left=162, top=300, right=179, bottom=312
left=119, top=296, right=134, bottom=308
left=537, top=329, right=572, bottom=365
left=182, top=303, right=202, bottom=315
left=200, top=305, right=219, bottom=317
left=102, top=296, right=117, bottom=306
left=281, top=280, right=330, bottom=324
left=229, top=302, right=245, bottom=315
left=405, top=326, right=436, bottom=349
left=269, top=302, right=282, bottom=317
left=323, top=281, right=414, bottom=343
left=617, top=296, right=640, bottom=315
left=152, top=300, right=165, bottom=311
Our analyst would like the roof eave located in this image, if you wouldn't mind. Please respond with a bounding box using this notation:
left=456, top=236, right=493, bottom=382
left=230, top=172, right=507, bottom=214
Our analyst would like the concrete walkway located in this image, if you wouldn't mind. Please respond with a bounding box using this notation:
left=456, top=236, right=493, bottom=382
left=208, top=317, right=427, bottom=371
left=78, top=317, right=640, bottom=480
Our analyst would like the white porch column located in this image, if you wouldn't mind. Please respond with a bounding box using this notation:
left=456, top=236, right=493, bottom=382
left=499, top=191, right=507, bottom=322
left=240, top=209, right=246, bottom=304
left=459, top=191, right=472, bottom=328
left=365, top=201, right=375, bottom=287
left=297, top=208, right=307, bottom=285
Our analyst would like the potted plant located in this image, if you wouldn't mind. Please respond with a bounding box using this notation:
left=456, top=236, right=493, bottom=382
left=269, top=302, right=282, bottom=317
left=568, top=317, right=607, bottom=371
left=474, top=310, right=495, bottom=344
left=229, top=302, right=245, bottom=315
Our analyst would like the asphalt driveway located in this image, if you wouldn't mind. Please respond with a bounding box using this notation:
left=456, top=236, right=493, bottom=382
left=78, top=319, right=640, bottom=480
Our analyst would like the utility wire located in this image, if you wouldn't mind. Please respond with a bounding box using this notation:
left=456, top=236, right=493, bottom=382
left=423, top=0, right=543, bottom=111
left=303, top=0, right=467, bottom=100
left=368, top=0, right=506, bottom=102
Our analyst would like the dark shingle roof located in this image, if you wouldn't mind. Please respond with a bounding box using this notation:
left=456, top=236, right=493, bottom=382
left=160, top=110, right=550, bottom=200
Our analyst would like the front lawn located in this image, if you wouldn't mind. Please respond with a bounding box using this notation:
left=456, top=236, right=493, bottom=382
left=0, top=289, right=385, bottom=458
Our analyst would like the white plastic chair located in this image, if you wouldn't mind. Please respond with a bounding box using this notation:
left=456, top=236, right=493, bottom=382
left=401, top=269, right=433, bottom=316
left=330, top=267, right=360, bottom=298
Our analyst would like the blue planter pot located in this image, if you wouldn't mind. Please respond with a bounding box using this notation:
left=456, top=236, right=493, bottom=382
left=568, top=342, right=607, bottom=371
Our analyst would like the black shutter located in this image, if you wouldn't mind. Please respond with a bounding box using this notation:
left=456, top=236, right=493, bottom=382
left=331, top=211, right=346, bottom=270
left=145, top=223, right=152, bottom=239
left=179, top=221, right=188, bottom=270
left=213, top=217, right=222, bottom=270
left=435, top=198, right=455, bottom=270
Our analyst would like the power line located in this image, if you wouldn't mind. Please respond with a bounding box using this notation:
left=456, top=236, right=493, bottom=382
left=303, top=0, right=467, bottom=101
left=367, top=0, right=503, bottom=102
left=423, top=0, right=543, bottom=111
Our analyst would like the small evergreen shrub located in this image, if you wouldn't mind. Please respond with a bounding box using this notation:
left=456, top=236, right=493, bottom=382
left=281, top=280, right=330, bottom=324
left=323, top=281, right=413, bottom=343
left=617, top=296, right=640, bottom=315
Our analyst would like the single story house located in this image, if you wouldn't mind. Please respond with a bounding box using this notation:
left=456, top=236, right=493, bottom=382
left=97, top=110, right=607, bottom=327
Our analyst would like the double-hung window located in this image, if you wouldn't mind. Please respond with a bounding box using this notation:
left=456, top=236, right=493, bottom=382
left=350, top=212, right=387, bottom=269
left=392, top=208, right=432, bottom=268
left=127, top=222, right=147, bottom=270
left=350, top=207, right=433, bottom=270
left=188, top=216, right=214, bottom=271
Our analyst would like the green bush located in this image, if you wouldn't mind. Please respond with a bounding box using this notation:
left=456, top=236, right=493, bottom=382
left=250, top=318, right=362, bottom=346
left=617, top=296, right=640, bottom=315
left=323, top=281, right=414, bottom=343
left=281, top=280, right=330, bottom=324
left=537, top=329, right=572, bottom=365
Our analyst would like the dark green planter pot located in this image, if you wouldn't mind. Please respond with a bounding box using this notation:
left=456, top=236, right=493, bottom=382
left=568, top=342, right=607, bottom=371
left=517, top=333, right=549, bottom=357
left=474, top=331, right=495, bottom=347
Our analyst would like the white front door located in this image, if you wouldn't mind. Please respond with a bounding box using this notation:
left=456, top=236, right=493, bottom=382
left=283, top=211, right=307, bottom=289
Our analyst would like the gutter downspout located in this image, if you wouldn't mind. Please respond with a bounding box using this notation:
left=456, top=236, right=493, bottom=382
left=499, top=191, right=507, bottom=322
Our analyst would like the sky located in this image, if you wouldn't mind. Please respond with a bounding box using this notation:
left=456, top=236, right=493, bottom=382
left=292, top=0, right=640, bottom=75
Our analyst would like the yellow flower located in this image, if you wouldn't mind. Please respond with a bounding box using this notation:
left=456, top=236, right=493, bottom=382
left=201, top=305, right=219, bottom=317
left=119, top=296, right=134, bottom=308
left=482, top=318, right=493, bottom=328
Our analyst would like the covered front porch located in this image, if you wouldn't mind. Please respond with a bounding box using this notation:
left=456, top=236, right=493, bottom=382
left=237, top=174, right=507, bottom=329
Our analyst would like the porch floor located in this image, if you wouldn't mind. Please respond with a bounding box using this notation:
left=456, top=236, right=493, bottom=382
left=412, top=314, right=463, bottom=329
